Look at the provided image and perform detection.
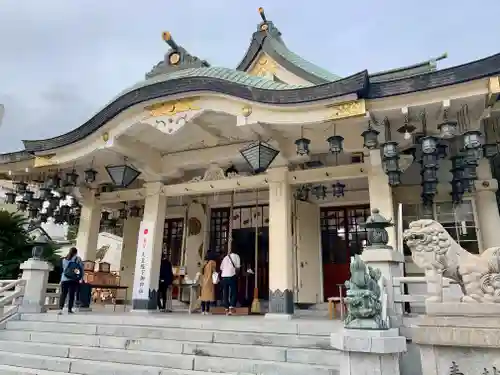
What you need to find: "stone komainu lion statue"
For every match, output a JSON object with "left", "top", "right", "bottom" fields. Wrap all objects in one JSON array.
[{"left": 403, "top": 219, "right": 500, "bottom": 303}]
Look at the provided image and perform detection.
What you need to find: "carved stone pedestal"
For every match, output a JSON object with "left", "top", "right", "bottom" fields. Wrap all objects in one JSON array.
[
  {"left": 19, "top": 259, "right": 53, "bottom": 313},
  {"left": 413, "top": 302, "right": 500, "bottom": 374},
  {"left": 331, "top": 328, "right": 406, "bottom": 375}
]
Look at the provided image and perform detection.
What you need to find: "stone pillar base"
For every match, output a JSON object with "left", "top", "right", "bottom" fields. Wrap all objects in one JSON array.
[
  {"left": 413, "top": 303, "right": 500, "bottom": 375},
  {"left": 20, "top": 259, "right": 53, "bottom": 314},
  {"left": 268, "top": 289, "right": 294, "bottom": 316},
  {"left": 331, "top": 328, "right": 406, "bottom": 375}
]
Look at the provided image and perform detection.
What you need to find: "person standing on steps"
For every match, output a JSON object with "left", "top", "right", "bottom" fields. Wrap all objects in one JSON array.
[
  {"left": 220, "top": 248, "right": 241, "bottom": 315},
  {"left": 200, "top": 251, "right": 218, "bottom": 315},
  {"left": 58, "top": 247, "right": 83, "bottom": 315},
  {"left": 157, "top": 254, "right": 174, "bottom": 312}
]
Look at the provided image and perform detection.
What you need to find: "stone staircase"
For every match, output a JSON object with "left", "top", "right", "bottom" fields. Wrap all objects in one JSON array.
[{"left": 0, "top": 312, "right": 341, "bottom": 375}]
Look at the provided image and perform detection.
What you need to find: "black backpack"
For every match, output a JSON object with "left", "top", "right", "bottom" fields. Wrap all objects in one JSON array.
[{"left": 64, "top": 260, "right": 83, "bottom": 281}]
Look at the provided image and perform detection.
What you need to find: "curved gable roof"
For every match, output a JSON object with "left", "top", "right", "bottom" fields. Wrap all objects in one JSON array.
[
  {"left": 236, "top": 8, "right": 340, "bottom": 84},
  {"left": 237, "top": 8, "right": 448, "bottom": 86}
]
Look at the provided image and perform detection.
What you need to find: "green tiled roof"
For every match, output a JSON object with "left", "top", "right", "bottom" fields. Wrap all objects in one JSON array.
[
  {"left": 119, "top": 66, "right": 305, "bottom": 99},
  {"left": 267, "top": 38, "right": 341, "bottom": 82}
]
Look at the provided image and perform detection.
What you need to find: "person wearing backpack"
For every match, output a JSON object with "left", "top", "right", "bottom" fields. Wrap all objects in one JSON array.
[
  {"left": 220, "top": 249, "right": 240, "bottom": 315},
  {"left": 58, "top": 247, "right": 84, "bottom": 314}
]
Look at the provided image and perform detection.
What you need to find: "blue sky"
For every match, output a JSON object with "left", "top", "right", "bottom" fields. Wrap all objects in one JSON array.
[{"left": 0, "top": 0, "right": 498, "bottom": 153}]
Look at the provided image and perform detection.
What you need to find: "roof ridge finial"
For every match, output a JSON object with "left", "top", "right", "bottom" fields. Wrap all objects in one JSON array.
[
  {"left": 162, "top": 31, "right": 179, "bottom": 51},
  {"left": 258, "top": 7, "right": 267, "bottom": 22}
]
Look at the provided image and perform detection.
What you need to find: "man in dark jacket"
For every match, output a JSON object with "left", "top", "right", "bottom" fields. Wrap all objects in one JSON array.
[{"left": 157, "top": 255, "right": 174, "bottom": 312}]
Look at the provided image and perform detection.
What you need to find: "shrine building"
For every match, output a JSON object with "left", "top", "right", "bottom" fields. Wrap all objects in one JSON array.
[{"left": 1, "top": 8, "right": 500, "bottom": 316}]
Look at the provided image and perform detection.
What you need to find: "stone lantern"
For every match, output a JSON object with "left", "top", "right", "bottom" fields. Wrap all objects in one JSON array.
[{"left": 362, "top": 208, "right": 394, "bottom": 249}]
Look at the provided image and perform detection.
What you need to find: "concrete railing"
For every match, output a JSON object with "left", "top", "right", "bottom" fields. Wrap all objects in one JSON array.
[
  {"left": 0, "top": 279, "right": 25, "bottom": 322},
  {"left": 45, "top": 283, "right": 60, "bottom": 310},
  {"left": 392, "top": 275, "right": 462, "bottom": 315}
]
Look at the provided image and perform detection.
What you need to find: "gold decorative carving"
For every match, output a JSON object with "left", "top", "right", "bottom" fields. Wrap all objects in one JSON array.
[
  {"left": 488, "top": 76, "right": 500, "bottom": 94},
  {"left": 33, "top": 155, "right": 55, "bottom": 168},
  {"left": 248, "top": 55, "right": 277, "bottom": 77},
  {"left": 327, "top": 99, "right": 366, "bottom": 120},
  {"left": 146, "top": 98, "right": 200, "bottom": 118},
  {"left": 169, "top": 53, "right": 180, "bottom": 65},
  {"left": 487, "top": 76, "right": 500, "bottom": 106},
  {"left": 102, "top": 132, "right": 109, "bottom": 142},
  {"left": 241, "top": 106, "right": 252, "bottom": 117}
]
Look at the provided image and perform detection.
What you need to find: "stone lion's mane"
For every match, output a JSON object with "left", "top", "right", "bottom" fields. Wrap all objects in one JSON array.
[{"left": 403, "top": 219, "right": 500, "bottom": 303}]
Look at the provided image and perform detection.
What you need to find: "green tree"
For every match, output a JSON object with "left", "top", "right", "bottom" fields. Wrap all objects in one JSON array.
[{"left": 0, "top": 211, "right": 60, "bottom": 280}]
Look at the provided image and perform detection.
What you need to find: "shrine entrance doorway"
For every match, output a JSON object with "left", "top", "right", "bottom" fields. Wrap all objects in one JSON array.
[
  {"left": 321, "top": 205, "right": 370, "bottom": 300},
  {"left": 209, "top": 205, "right": 270, "bottom": 307}
]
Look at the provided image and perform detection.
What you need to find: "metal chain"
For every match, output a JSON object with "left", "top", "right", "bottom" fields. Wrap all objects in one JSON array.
[{"left": 227, "top": 190, "right": 235, "bottom": 254}]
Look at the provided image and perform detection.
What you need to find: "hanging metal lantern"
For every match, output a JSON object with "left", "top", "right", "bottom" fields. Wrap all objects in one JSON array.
[
  {"left": 421, "top": 167, "right": 438, "bottom": 184},
  {"left": 14, "top": 181, "right": 27, "bottom": 194},
  {"left": 59, "top": 205, "right": 71, "bottom": 217},
  {"left": 105, "top": 165, "right": 141, "bottom": 188},
  {"left": 483, "top": 143, "right": 499, "bottom": 159},
  {"left": 48, "top": 196, "right": 60, "bottom": 210},
  {"left": 463, "top": 148, "right": 480, "bottom": 166},
  {"left": 382, "top": 141, "right": 399, "bottom": 159},
  {"left": 361, "top": 127, "right": 379, "bottom": 150},
  {"left": 84, "top": 168, "right": 98, "bottom": 183},
  {"left": 4, "top": 191, "right": 16, "bottom": 204},
  {"left": 421, "top": 192, "right": 434, "bottom": 207},
  {"left": 129, "top": 205, "right": 141, "bottom": 218},
  {"left": 47, "top": 175, "right": 60, "bottom": 189},
  {"left": 463, "top": 130, "right": 482, "bottom": 150},
  {"left": 24, "top": 190, "right": 34, "bottom": 202},
  {"left": 327, "top": 135, "right": 344, "bottom": 154},
  {"left": 39, "top": 187, "right": 52, "bottom": 200},
  {"left": 437, "top": 143, "right": 448, "bottom": 159},
  {"left": 64, "top": 170, "right": 79, "bottom": 186},
  {"left": 28, "top": 207, "right": 39, "bottom": 219},
  {"left": 240, "top": 141, "right": 280, "bottom": 174},
  {"left": 101, "top": 211, "right": 111, "bottom": 223},
  {"left": 29, "top": 198, "right": 43, "bottom": 210},
  {"left": 311, "top": 185, "right": 327, "bottom": 200},
  {"left": 294, "top": 138, "right": 311, "bottom": 156},
  {"left": 53, "top": 212, "right": 65, "bottom": 224},
  {"left": 39, "top": 213, "right": 48, "bottom": 223},
  {"left": 45, "top": 207, "right": 54, "bottom": 218},
  {"left": 421, "top": 153, "right": 439, "bottom": 169},
  {"left": 118, "top": 207, "right": 128, "bottom": 220},
  {"left": 383, "top": 160, "right": 402, "bottom": 186},
  {"left": 450, "top": 155, "right": 465, "bottom": 170},
  {"left": 450, "top": 178, "right": 465, "bottom": 205},
  {"left": 420, "top": 136, "right": 439, "bottom": 154},
  {"left": 17, "top": 200, "right": 28, "bottom": 212},
  {"left": 437, "top": 120, "right": 458, "bottom": 139},
  {"left": 332, "top": 181, "right": 346, "bottom": 197},
  {"left": 67, "top": 214, "right": 79, "bottom": 226},
  {"left": 387, "top": 170, "right": 402, "bottom": 186}
]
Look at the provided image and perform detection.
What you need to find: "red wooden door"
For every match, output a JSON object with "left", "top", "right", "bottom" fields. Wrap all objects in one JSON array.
[{"left": 321, "top": 206, "right": 370, "bottom": 300}]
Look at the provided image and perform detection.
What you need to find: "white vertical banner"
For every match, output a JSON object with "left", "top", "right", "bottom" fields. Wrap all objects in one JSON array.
[
  {"left": 132, "top": 221, "right": 154, "bottom": 300},
  {"left": 397, "top": 203, "right": 405, "bottom": 275}
]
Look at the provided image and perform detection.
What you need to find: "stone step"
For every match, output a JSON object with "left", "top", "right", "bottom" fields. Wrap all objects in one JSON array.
[
  {"left": 0, "top": 343, "right": 339, "bottom": 375},
  {"left": 18, "top": 312, "right": 333, "bottom": 336},
  {"left": 0, "top": 332, "right": 339, "bottom": 366},
  {"left": 5, "top": 320, "right": 333, "bottom": 350},
  {"left": 0, "top": 365, "right": 81, "bottom": 375},
  {"left": 0, "top": 364, "right": 250, "bottom": 375}
]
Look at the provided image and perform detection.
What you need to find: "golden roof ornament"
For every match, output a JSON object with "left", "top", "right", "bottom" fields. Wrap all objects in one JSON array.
[{"left": 145, "top": 31, "right": 210, "bottom": 79}]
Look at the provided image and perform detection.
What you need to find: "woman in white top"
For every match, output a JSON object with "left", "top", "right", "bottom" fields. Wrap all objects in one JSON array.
[{"left": 220, "top": 250, "right": 241, "bottom": 315}]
